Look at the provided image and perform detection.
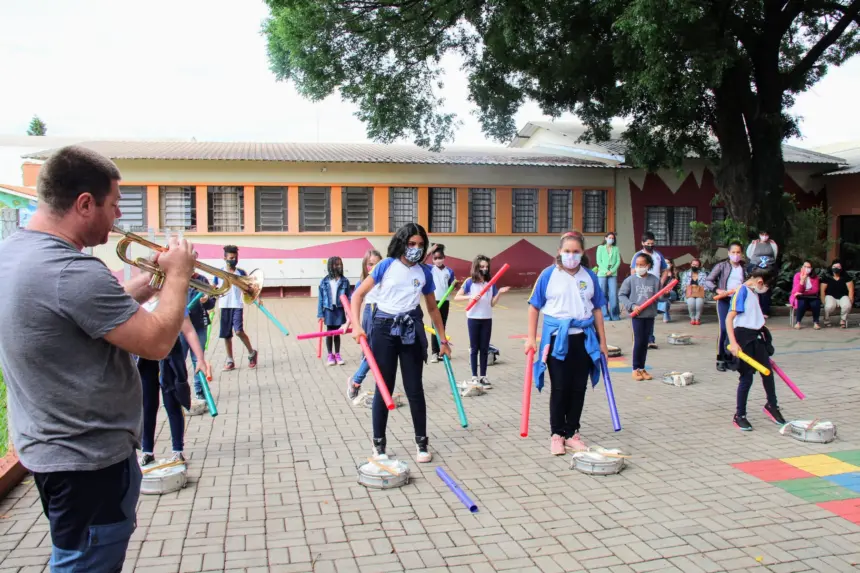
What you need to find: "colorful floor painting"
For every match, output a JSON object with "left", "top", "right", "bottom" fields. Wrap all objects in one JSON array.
[{"left": 732, "top": 450, "right": 860, "bottom": 525}]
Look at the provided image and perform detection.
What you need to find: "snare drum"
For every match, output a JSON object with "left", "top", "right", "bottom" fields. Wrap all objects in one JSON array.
[
  {"left": 357, "top": 458, "right": 410, "bottom": 489},
  {"left": 667, "top": 334, "right": 692, "bottom": 345},
  {"left": 785, "top": 420, "right": 837, "bottom": 443},
  {"left": 662, "top": 371, "right": 695, "bottom": 386},
  {"left": 354, "top": 392, "right": 404, "bottom": 408},
  {"left": 570, "top": 450, "right": 626, "bottom": 476},
  {"left": 141, "top": 462, "right": 188, "bottom": 495},
  {"left": 607, "top": 345, "right": 622, "bottom": 357}
]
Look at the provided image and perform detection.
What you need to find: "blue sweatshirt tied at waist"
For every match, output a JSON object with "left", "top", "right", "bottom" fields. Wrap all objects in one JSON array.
[
  {"left": 375, "top": 307, "right": 429, "bottom": 360},
  {"left": 534, "top": 315, "right": 602, "bottom": 392}
]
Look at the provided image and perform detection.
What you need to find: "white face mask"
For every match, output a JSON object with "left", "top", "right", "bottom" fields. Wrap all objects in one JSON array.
[
  {"left": 606, "top": 238, "right": 614, "bottom": 245},
  {"left": 635, "top": 267, "right": 648, "bottom": 277},
  {"left": 560, "top": 252, "right": 582, "bottom": 269},
  {"left": 754, "top": 285, "right": 768, "bottom": 294},
  {"left": 760, "top": 235, "right": 768, "bottom": 242}
]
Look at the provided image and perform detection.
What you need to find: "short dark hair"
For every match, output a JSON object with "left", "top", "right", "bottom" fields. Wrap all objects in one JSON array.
[
  {"left": 635, "top": 253, "right": 654, "bottom": 270},
  {"left": 387, "top": 223, "right": 429, "bottom": 260},
  {"left": 728, "top": 241, "right": 743, "bottom": 250},
  {"left": 37, "top": 145, "right": 121, "bottom": 213},
  {"left": 831, "top": 258, "right": 842, "bottom": 267},
  {"left": 641, "top": 232, "right": 655, "bottom": 243},
  {"left": 750, "top": 267, "right": 773, "bottom": 281},
  {"left": 432, "top": 244, "right": 446, "bottom": 257},
  {"left": 224, "top": 245, "right": 239, "bottom": 256}
]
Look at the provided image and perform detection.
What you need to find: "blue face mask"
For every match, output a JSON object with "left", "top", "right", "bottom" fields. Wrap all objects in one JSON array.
[{"left": 404, "top": 246, "right": 423, "bottom": 263}]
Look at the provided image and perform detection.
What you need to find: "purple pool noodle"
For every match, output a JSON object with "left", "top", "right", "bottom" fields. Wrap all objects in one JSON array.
[
  {"left": 599, "top": 355, "right": 622, "bottom": 432},
  {"left": 436, "top": 467, "right": 478, "bottom": 513}
]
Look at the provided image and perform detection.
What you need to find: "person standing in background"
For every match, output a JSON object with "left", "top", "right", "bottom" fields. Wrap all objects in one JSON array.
[
  {"left": 746, "top": 231, "right": 778, "bottom": 318},
  {"left": 596, "top": 232, "right": 621, "bottom": 321},
  {"left": 215, "top": 245, "right": 258, "bottom": 371},
  {"left": 630, "top": 232, "right": 668, "bottom": 348},
  {"left": 427, "top": 243, "right": 455, "bottom": 362},
  {"left": 705, "top": 241, "right": 747, "bottom": 371}
]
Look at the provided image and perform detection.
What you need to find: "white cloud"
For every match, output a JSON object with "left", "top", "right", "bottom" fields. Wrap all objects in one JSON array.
[{"left": 0, "top": 0, "right": 856, "bottom": 149}]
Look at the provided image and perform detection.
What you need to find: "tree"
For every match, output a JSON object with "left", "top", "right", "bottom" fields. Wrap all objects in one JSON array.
[
  {"left": 27, "top": 115, "right": 47, "bottom": 136},
  {"left": 263, "top": 0, "right": 860, "bottom": 243}
]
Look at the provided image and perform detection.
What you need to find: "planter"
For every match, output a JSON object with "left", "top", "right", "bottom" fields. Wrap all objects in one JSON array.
[{"left": 0, "top": 449, "right": 28, "bottom": 500}]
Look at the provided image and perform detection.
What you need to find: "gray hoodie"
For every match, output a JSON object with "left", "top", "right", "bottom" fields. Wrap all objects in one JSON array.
[{"left": 619, "top": 273, "right": 662, "bottom": 319}]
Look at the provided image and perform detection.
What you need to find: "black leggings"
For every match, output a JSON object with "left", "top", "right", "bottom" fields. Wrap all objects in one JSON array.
[
  {"left": 547, "top": 334, "right": 592, "bottom": 438},
  {"left": 431, "top": 301, "right": 450, "bottom": 355},
  {"left": 467, "top": 318, "right": 492, "bottom": 377},
  {"left": 139, "top": 358, "right": 184, "bottom": 453},
  {"left": 325, "top": 324, "right": 341, "bottom": 354},
  {"left": 370, "top": 320, "right": 426, "bottom": 439},
  {"left": 735, "top": 328, "right": 778, "bottom": 416}
]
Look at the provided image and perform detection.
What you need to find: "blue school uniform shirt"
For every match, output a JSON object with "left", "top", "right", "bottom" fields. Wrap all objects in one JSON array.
[
  {"left": 370, "top": 258, "right": 435, "bottom": 315},
  {"left": 730, "top": 286, "right": 766, "bottom": 331}
]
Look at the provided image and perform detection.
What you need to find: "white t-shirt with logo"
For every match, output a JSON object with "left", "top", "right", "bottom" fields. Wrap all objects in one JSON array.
[
  {"left": 463, "top": 279, "right": 499, "bottom": 320},
  {"left": 370, "top": 258, "right": 435, "bottom": 315},
  {"left": 528, "top": 266, "right": 603, "bottom": 335},
  {"left": 431, "top": 265, "right": 456, "bottom": 301}
]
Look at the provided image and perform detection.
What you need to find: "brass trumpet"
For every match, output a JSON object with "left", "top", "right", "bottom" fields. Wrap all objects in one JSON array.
[{"left": 112, "top": 226, "right": 265, "bottom": 303}]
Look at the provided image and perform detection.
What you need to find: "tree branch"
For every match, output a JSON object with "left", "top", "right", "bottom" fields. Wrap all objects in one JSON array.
[{"left": 782, "top": 0, "right": 860, "bottom": 88}]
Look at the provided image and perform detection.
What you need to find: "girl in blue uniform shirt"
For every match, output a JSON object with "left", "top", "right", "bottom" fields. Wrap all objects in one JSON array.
[
  {"left": 525, "top": 232, "right": 609, "bottom": 456},
  {"left": 346, "top": 249, "right": 382, "bottom": 400},
  {"left": 318, "top": 256, "right": 350, "bottom": 366},
  {"left": 350, "top": 223, "right": 450, "bottom": 463},
  {"left": 454, "top": 255, "right": 509, "bottom": 388}
]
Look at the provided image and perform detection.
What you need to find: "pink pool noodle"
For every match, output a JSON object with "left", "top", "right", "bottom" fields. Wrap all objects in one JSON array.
[
  {"left": 297, "top": 328, "right": 353, "bottom": 340},
  {"left": 464, "top": 264, "right": 510, "bottom": 311},
  {"left": 520, "top": 348, "right": 535, "bottom": 438},
  {"left": 340, "top": 294, "right": 394, "bottom": 410},
  {"left": 769, "top": 359, "right": 806, "bottom": 400}
]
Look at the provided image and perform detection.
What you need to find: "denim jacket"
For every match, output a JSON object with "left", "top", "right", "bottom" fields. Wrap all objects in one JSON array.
[{"left": 317, "top": 276, "right": 351, "bottom": 318}]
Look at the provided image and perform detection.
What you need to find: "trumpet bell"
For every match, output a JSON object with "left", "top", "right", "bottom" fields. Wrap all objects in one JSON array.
[{"left": 241, "top": 269, "right": 265, "bottom": 305}]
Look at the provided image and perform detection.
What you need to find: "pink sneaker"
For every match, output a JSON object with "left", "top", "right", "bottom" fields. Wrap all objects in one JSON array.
[
  {"left": 326, "top": 353, "right": 336, "bottom": 366},
  {"left": 335, "top": 353, "right": 344, "bottom": 365},
  {"left": 550, "top": 434, "right": 565, "bottom": 456},
  {"left": 565, "top": 434, "right": 588, "bottom": 452}
]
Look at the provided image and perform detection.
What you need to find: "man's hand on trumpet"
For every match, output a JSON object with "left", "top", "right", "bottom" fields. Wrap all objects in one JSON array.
[{"left": 157, "top": 235, "right": 196, "bottom": 281}]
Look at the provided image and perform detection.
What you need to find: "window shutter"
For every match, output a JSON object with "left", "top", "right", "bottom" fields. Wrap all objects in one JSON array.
[
  {"left": 582, "top": 190, "right": 607, "bottom": 234},
  {"left": 342, "top": 187, "right": 373, "bottom": 232},
  {"left": 117, "top": 186, "right": 147, "bottom": 232},
  {"left": 512, "top": 188, "right": 538, "bottom": 233},
  {"left": 159, "top": 186, "right": 196, "bottom": 231},
  {"left": 429, "top": 187, "right": 457, "bottom": 233},
  {"left": 389, "top": 187, "right": 418, "bottom": 231},
  {"left": 468, "top": 188, "right": 496, "bottom": 233},
  {"left": 255, "top": 187, "right": 288, "bottom": 232},
  {"left": 208, "top": 186, "right": 244, "bottom": 232},
  {"left": 299, "top": 187, "right": 331, "bottom": 232},
  {"left": 548, "top": 189, "right": 572, "bottom": 233}
]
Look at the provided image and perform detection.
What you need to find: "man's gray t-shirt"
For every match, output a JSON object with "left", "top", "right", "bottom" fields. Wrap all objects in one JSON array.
[{"left": 0, "top": 230, "right": 142, "bottom": 473}]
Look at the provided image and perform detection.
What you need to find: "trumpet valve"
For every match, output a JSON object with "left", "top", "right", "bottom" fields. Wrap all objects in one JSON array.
[{"left": 149, "top": 274, "right": 165, "bottom": 290}]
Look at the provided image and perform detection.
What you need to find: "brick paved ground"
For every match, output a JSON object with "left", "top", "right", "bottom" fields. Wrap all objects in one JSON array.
[{"left": 2, "top": 294, "right": 860, "bottom": 573}]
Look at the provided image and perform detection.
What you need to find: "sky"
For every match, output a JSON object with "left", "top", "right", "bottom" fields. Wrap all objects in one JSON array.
[{"left": 1, "top": 0, "right": 859, "bottom": 150}]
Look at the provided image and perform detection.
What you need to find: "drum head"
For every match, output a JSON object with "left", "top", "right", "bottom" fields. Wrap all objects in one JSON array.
[{"left": 357, "top": 459, "right": 410, "bottom": 489}]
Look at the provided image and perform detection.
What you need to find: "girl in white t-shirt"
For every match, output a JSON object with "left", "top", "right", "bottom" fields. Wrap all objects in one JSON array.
[
  {"left": 454, "top": 255, "right": 509, "bottom": 388},
  {"left": 349, "top": 223, "right": 450, "bottom": 463},
  {"left": 346, "top": 249, "right": 382, "bottom": 401},
  {"left": 525, "top": 232, "right": 609, "bottom": 456}
]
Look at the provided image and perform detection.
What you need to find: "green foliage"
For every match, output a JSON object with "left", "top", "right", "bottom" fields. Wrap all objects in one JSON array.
[
  {"left": 782, "top": 204, "right": 835, "bottom": 268},
  {"left": 689, "top": 218, "right": 750, "bottom": 266},
  {"left": 0, "top": 368, "right": 7, "bottom": 458},
  {"left": 27, "top": 115, "right": 46, "bottom": 136}
]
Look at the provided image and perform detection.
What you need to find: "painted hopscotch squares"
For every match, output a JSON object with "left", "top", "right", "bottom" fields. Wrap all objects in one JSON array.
[{"left": 732, "top": 450, "right": 860, "bottom": 525}]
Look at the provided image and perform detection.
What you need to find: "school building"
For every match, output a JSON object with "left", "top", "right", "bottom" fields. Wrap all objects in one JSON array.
[{"left": 5, "top": 122, "right": 859, "bottom": 293}]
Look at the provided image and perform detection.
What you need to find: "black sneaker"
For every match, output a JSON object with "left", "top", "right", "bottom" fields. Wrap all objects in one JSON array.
[
  {"left": 195, "top": 391, "right": 205, "bottom": 401},
  {"left": 716, "top": 360, "right": 727, "bottom": 372},
  {"left": 478, "top": 376, "right": 493, "bottom": 389},
  {"left": 139, "top": 453, "right": 155, "bottom": 467},
  {"left": 763, "top": 403, "right": 786, "bottom": 425},
  {"left": 347, "top": 377, "right": 361, "bottom": 401},
  {"left": 648, "top": 342, "right": 659, "bottom": 350},
  {"left": 733, "top": 414, "right": 753, "bottom": 431},
  {"left": 372, "top": 437, "right": 387, "bottom": 459}
]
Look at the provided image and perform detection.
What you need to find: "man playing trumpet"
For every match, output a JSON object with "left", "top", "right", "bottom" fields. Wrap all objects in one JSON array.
[{"left": 0, "top": 145, "right": 196, "bottom": 572}]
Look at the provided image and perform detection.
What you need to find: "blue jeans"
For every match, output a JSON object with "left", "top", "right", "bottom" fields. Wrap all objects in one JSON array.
[
  {"left": 180, "top": 324, "right": 207, "bottom": 394},
  {"left": 34, "top": 453, "right": 141, "bottom": 573},
  {"left": 598, "top": 275, "right": 620, "bottom": 320},
  {"left": 352, "top": 358, "right": 371, "bottom": 384}
]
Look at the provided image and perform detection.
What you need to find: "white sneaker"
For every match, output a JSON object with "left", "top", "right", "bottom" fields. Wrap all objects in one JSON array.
[{"left": 430, "top": 354, "right": 439, "bottom": 363}]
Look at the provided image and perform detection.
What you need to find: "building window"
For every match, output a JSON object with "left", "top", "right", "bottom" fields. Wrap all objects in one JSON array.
[
  {"left": 548, "top": 189, "right": 572, "bottom": 233},
  {"left": 645, "top": 206, "right": 697, "bottom": 246},
  {"left": 429, "top": 187, "right": 457, "bottom": 233},
  {"left": 299, "top": 186, "right": 331, "bottom": 232},
  {"left": 255, "top": 186, "right": 288, "bottom": 232},
  {"left": 583, "top": 190, "right": 607, "bottom": 234},
  {"left": 342, "top": 187, "right": 373, "bottom": 232},
  {"left": 389, "top": 187, "right": 417, "bottom": 231},
  {"left": 512, "top": 188, "right": 538, "bottom": 233},
  {"left": 159, "top": 186, "right": 196, "bottom": 231},
  {"left": 117, "top": 186, "right": 147, "bottom": 232},
  {"left": 712, "top": 206, "right": 727, "bottom": 223},
  {"left": 208, "top": 186, "right": 244, "bottom": 232},
  {"left": 468, "top": 188, "right": 496, "bottom": 233}
]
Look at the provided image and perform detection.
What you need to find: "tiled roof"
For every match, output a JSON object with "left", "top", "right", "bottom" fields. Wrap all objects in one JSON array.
[
  {"left": 513, "top": 121, "right": 847, "bottom": 165},
  {"left": 22, "top": 141, "right": 611, "bottom": 168},
  {"left": 0, "top": 184, "right": 36, "bottom": 197},
  {"left": 813, "top": 142, "right": 860, "bottom": 176}
]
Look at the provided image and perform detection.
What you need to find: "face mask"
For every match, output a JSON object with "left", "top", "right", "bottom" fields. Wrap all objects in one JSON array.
[
  {"left": 691, "top": 265, "right": 700, "bottom": 271},
  {"left": 643, "top": 245, "right": 654, "bottom": 253},
  {"left": 606, "top": 238, "right": 614, "bottom": 245},
  {"left": 754, "top": 285, "right": 768, "bottom": 294},
  {"left": 833, "top": 267, "right": 841, "bottom": 274},
  {"left": 480, "top": 269, "right": 490, "bottom": 278},
  {"left": 760, "top": 235, "right": 768, "bottom": 242},
  {"left": 434, "top": 259, "right": 445, "bottom": 267},
  {"left": 803, "top": 267, "right": 812, "bottom": 274},
  {"left": 729, "top": 254, "right": 741, "bottom": 263},
  {"left": 560, "top": 253, "right": 582, "bottom": 269},
  {"left": 333, "top": 266, "right": 342, "bottom": 275},
  {"left": 404, "top": 246, "right": 423, "bottom": 263},
  {"left": 226, "top": 259, "right": 237, "bottom": 268},
  {"left": 635, "top": 267, "right": 648, "bottom": 277}
]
